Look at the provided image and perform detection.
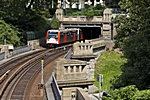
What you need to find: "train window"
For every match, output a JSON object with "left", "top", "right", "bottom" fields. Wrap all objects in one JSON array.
[
  {"left": 67, "top": 32, "right": 70, "bottom": 36},
  {"left": 48, "top": 32, "right": 57, "bottom": 34},
  {"left": 61, "top": 32, "right": 63, "bottom": 36},
  {"left": 48, "top": 34, "right": 58, "bottom": 39}
]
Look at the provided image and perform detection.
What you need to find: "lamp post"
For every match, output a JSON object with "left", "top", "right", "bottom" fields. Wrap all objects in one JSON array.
[
  {"left": 97, "top": 74, "right": 103, "bottom": 100},
  {"left": 4, "top": 35, "right": 7, "bottom": 45},
  {"left": 41, "top": 58, "right": 44, "bottom": 84}
]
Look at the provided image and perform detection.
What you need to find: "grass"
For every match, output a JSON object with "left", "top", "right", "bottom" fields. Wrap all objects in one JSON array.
[{"left": 94, "top": 51, "right": 126, "bottom": 91}]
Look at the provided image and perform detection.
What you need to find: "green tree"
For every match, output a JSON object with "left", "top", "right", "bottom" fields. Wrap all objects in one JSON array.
[
  {"left": 109, "top": 85, "right": 138, "bottom": 100},
  {"left": 0, "top": 0, "right": 56, "bottom": 46},
  {"left": 50, "top": 18, "right": 60, "bottom": 29},
  {"left": 103, "top": 85, "right": 150, "bottom": 100},
  {"left": 112, "top": 0, "right": 150, "bottom": 89},
  {"left": 0, "top": 20, "right": 21, "bottom": 47},
  {"left": 133, "top": 89, "right": 150, "bottom": 99}
]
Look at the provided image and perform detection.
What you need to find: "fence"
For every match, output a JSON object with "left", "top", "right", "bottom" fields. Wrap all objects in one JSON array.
[
  {"left": 26, "top": 31, "right": 45, "bottom": 41},
  {"left": 45, "top": 72, "right": 61, "bottom": 100},
  {"left": 64, "top": 48, "right": 72, "bottom": 59},
  {"left": 51, "top": 72, "right": 61, "bottom": 100},
  {"left": 12, "top": 45, "right": 32, "bottom": 56}
]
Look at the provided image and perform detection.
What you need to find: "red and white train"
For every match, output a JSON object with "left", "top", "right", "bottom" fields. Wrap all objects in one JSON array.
[{"left": 46, "top": 28, "right": 83, "bottom": 46}]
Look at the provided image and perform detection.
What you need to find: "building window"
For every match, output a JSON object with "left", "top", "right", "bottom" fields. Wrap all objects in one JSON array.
[
  {"left": 68, "top": 4, "right": 70, "bottom": 8},
  {"left": 76, "top": 4, "right": 79, "bottom": 8}
]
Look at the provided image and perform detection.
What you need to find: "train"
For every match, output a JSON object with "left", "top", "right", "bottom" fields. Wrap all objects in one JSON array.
[{"left": 46, "top": 28, "right": 83, "bottom": 46}]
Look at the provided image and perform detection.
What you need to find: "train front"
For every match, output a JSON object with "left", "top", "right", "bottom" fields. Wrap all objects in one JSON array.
[{"left": 46, "top": 30, "right": 60, "bottom": 45}]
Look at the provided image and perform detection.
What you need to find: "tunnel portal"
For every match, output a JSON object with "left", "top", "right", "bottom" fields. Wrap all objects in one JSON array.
[{"left": 80, "top": 27, "right": 101, "bottom": 40}]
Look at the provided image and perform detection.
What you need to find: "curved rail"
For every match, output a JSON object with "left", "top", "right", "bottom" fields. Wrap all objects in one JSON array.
[
  {"left": 0, "top": 46, "right": 70, "bottom": 100},
  {"left": 0, "top": 49, "right": 46, "bottom": 77}
]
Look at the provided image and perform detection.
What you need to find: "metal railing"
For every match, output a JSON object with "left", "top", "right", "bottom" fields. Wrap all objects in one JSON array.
[
  {"left": 45, "top": 72, "right": 61, "bottom": 100},
  {"left": 51, "top": 72, "right": 61, "bottom": 100},
  {"left": 0, "top": 52, "right": 5, "bottom": 61},
  {"left": 64, "top": 48, "right": 72, "bottom": 59},
  {"left": 12, "top": 45, "right": 32, "bottom": 56}
]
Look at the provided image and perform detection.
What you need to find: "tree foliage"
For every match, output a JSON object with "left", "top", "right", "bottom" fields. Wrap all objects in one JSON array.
[
  {"left": 50, "top": 18, "right": 60, "bottom": 29},
  {"left": 0, "top": 20, "right": 21, "bottom": 47},
  {"left": 0, "top": 0, "right": 52, "bottom": 26},
  {"left": 109, "top": 85, "right": 137, "bottom": 100},
  {"left": 133, "top": 89, "right": 150, "bottom": 99},
  {"left": 64, "top": 4, "right": 105, "bottom": 16},
  {"left": 0, "top": 0, "right": 52, "bottom": 46},
  {"left": 103, "top": 85, "right": 150, "bottom": 100},
  {"left": 112, "top": 0, "right": 150, "bottom": 90}
]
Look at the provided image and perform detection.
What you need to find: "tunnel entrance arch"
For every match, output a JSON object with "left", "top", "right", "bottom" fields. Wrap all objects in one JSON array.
[
  {"left": 64, "top": 25, "right": 102, "bottom": 40},
  {"left": 56, "top": 8, "right": 113, "bottom": 40}
]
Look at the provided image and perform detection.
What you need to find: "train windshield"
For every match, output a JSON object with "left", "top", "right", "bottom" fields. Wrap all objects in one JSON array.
[{"left": 48, "top": 32, "right": 58, "bottom": 39}]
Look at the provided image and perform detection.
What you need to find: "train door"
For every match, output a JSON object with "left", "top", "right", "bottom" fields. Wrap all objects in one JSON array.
[
  {"left": 64, "top": 32, "right": 67, "bottom": 43},
  {"left": 60, "top": 32, "right": 64, "bottom": 44},
  {"left": 80, "top": 30, "right": 83, "bottom": 40},
  {"left": 77, "top": 29, "right": 80, "bottom": 40},
  {"left": 73, "top": 30, "right": 77, "bottom": 41}
]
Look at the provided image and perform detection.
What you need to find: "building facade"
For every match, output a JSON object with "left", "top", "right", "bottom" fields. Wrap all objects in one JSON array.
[{"left": 57, "top": 0, "right": 105, "bottom": 9}]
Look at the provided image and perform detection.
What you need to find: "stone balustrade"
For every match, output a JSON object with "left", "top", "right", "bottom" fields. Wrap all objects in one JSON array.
[{"left": 61, "top": 16, "right": 103, "bottom": 22}]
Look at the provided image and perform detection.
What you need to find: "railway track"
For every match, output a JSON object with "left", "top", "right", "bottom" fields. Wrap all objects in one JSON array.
[
  {"left": 0, "top": 49, "right": 46, "bottom": 78},
  {"left": 0, "top": 46, "right": 70, "bottom": 100}
]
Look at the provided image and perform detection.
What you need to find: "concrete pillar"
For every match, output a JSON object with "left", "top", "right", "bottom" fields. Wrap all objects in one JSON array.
[
  {"left": 102, "top": 8, "right": 112, "bottom": 40},
  {"left": 81, "top": 46, "right": 83, "bottom": 50},
  {"left": 68, "top": 66, "right": 70, "bottom": 73},
  {"left": 79, "top": 65, "right": 82, "bottom": 72},
  {"left": 73, "top": 66, "right": 76, "bottom": 73},
  {"left": 55, "top": 9, "right": 63, "bottom": 21},
  {"left": 88, "top": 45, "right": 90, "bottom": 50}
]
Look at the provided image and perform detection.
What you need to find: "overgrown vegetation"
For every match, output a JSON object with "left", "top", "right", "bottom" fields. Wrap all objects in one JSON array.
[
  {"left": 64, "top": 4, "right": 105, "bottom": 16},
  {"left": 96, "top": 0, "right": 150, "bottom": 99},
  {"left": 95, "top": 51, "right": 150, "bottom": 99},
  {"left": 50, "top": 18, "right": 61, "bottom": 29},
  {"left": 94, "top": 51, "right": 126, "bottom": 91},
  {"left": 0, "top": 20, "right": 21, "bottom": 47},
  {"left": 103, "top": 85, "right": 150, "bottom": 100}
]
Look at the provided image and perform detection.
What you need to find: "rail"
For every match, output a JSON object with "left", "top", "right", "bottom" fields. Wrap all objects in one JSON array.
[
  {"left": 0, "top": 45, "right": 70, "bottom": 99},
  {"left": 0, "top": 49, "right": 50, "bottom": 98},
  {"left": 64, "top": 48, "right": 72, "bottom": 59},
  {"left": 76, "top": 88, "right": 91, "bottom": 100},
  {"left": 51, "top": 72, "right": 61, "bottom": 100},
  {"left": 91, "top": 37, "right": 104, "bottom": 42},
  {"left": 45, "top": 72, "right": 61, "bottom": 100}
]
